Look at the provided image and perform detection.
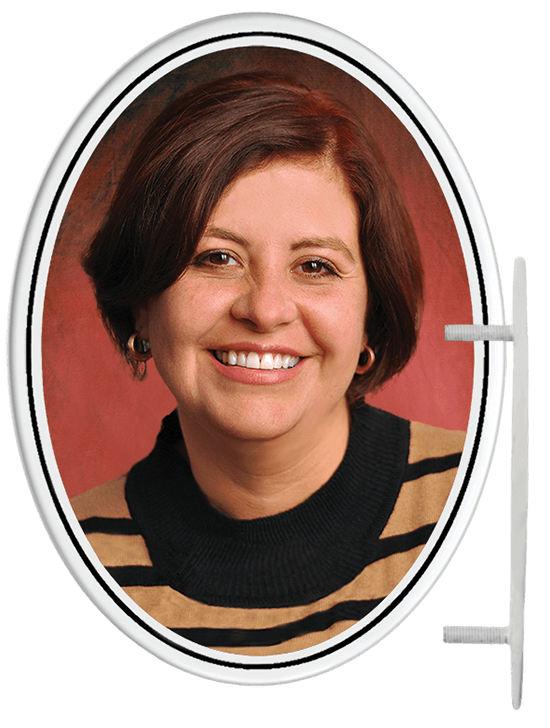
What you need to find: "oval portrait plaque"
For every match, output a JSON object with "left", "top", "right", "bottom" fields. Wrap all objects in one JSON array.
[{"left": 9, "top": 13, "right": 505, "bottom": 684}]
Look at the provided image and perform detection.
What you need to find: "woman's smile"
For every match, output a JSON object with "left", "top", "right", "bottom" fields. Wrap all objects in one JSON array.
[
  {"left": 208, "top": 347, "right": 307, "bottom": 386},
  {"left": 212, "top": 349, "right": 301, "bottom": 370},
  {"left": 137, "top": 157, "right": 368, "bottom": 442}
]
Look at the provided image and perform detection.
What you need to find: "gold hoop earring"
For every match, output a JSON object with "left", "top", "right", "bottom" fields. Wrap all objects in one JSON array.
[
  {"left": 127, "top": 333, "right": 152, "bottom": 362},
  {"left": 356, "top": 344, "right": 375, "bottom": 375}
]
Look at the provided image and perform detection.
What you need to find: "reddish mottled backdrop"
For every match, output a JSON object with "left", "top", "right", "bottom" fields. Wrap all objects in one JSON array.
[{"left": 41, "top": 47, "right": 474, "bottom": 498}]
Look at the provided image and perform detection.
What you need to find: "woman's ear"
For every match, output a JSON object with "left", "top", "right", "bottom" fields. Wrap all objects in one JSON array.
[
  {"left": 127, "top": 308, "right": 152, "bottom": 363},
  {"left": 134, "top": 307, "right": 149, "bottom": 340}
]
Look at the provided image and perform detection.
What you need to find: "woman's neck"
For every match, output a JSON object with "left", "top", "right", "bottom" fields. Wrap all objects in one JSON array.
[{"left": 177, "top": 402, "right": 351, "bottom": 520}]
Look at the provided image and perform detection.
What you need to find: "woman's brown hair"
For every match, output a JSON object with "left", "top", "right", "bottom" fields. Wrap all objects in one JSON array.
[{"left": 82, "top": 72, "right": 423, "bottom": 402}]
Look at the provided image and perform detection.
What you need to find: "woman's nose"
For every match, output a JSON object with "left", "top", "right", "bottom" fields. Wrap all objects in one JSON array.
[{"left": 230, "top": 274, "right": 298, "bottom": 332}]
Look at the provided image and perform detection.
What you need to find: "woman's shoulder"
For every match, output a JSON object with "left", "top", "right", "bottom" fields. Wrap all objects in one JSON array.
[
  {"left": 359, "top": 403, "right": 466, "bottom": 462},
  {"left": 408, "top": 420, "right": 466, "bottom": 464},
  {"left": 70, "top": 474, "right": 130, "bottom": 521},
  {"left": 379, "top": 420, "right": 466, "bottom": 541},
  {"left": 70, "top": 476, "right": 152, "bottom": 570}
]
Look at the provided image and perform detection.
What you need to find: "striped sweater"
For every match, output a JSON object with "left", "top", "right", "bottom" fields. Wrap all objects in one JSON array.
[{"left": 71, "top": 404, "right": 465, "bottom": 656}]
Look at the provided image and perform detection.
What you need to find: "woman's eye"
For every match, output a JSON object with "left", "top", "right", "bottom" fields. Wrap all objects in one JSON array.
[
  {"left": 297, "top": 259, "right": 339, "bottom": 278},
  {"left": 195, "top": 251, "right": 239, "bottom": 267}
]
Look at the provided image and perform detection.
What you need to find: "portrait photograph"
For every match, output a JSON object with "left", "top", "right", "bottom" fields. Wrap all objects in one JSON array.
[
  {"left": 41, "top": 41, "right": 473, "bottom": 657},
  {"left": 3, "top": 2, "right": 546, "bottom": 726}
]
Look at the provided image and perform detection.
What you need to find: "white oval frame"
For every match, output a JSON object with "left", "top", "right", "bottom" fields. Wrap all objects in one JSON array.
[{"left": 9, "top": 12, "right": 505, "bottom": 685}]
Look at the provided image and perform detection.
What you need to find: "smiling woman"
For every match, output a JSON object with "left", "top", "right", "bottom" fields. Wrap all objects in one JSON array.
[
  {"left": 62, "top": 69, "right": 469, "bottom": 656},
  {"left": 134, "top": 158, "right": 367, "bottom": 518}
]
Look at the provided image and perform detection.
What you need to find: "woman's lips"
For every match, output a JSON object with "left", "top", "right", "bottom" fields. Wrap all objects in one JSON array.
[
  {"left": 213, "top": 349, "right": 300, "bottom": 370},
  {"left": 209, "top": 349, "right": 305, "bottom": 384}
]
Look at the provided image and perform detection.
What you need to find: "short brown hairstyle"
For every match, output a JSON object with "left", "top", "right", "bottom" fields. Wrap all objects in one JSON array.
[{"left": 82, "top": 72, "right": 423, "bottom": 402}]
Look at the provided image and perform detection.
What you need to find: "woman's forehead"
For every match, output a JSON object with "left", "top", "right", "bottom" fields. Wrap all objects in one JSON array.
[{"left": 204, "top": 158, "right": 360, "bottom": 250}]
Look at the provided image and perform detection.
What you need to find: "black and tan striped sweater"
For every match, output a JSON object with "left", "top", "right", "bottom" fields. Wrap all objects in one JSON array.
[{"left": 71, "top": 404, "right": 465, "bottom": 656}]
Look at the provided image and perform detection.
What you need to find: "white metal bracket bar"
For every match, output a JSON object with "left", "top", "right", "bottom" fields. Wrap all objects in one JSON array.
[{"left": 443, "top": 258, "right": 528, "bottom": 710}]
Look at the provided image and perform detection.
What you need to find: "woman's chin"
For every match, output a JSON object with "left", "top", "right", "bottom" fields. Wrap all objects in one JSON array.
[
  {"left": 175, "top": 378, "right": 352, "bottom": 446},
  {"left": 196, "top": 392, "right": 349, "bottom": 446}
]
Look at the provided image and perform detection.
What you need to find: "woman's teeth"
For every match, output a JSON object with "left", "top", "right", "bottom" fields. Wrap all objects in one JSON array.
[{"left": 214, "top": 350, "right": 300, "bottom": 370}]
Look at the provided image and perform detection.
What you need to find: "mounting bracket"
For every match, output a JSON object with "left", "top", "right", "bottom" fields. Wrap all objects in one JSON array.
[{"left": 443, "top": 258, "right": 528, "bottom": 710}]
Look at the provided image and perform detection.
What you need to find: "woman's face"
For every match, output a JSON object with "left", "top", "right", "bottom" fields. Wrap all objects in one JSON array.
[{"left": 138, "top": 158, "right": 368, "bottom": 444}]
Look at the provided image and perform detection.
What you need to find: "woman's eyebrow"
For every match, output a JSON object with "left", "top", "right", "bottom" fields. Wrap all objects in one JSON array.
[
  {"left": 291, "top": 238, "right": 356, "bottom": 263},
  {"left": 203, "top": 226, "right": 248, "bottom": 246},
  {"left": 204, "top": 226, "right": 356, "bottom": 263}
]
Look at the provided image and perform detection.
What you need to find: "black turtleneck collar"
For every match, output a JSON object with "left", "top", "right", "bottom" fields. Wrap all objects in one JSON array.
[{"left": 125, "top": 404, "right": 410, "bottom": 609}]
